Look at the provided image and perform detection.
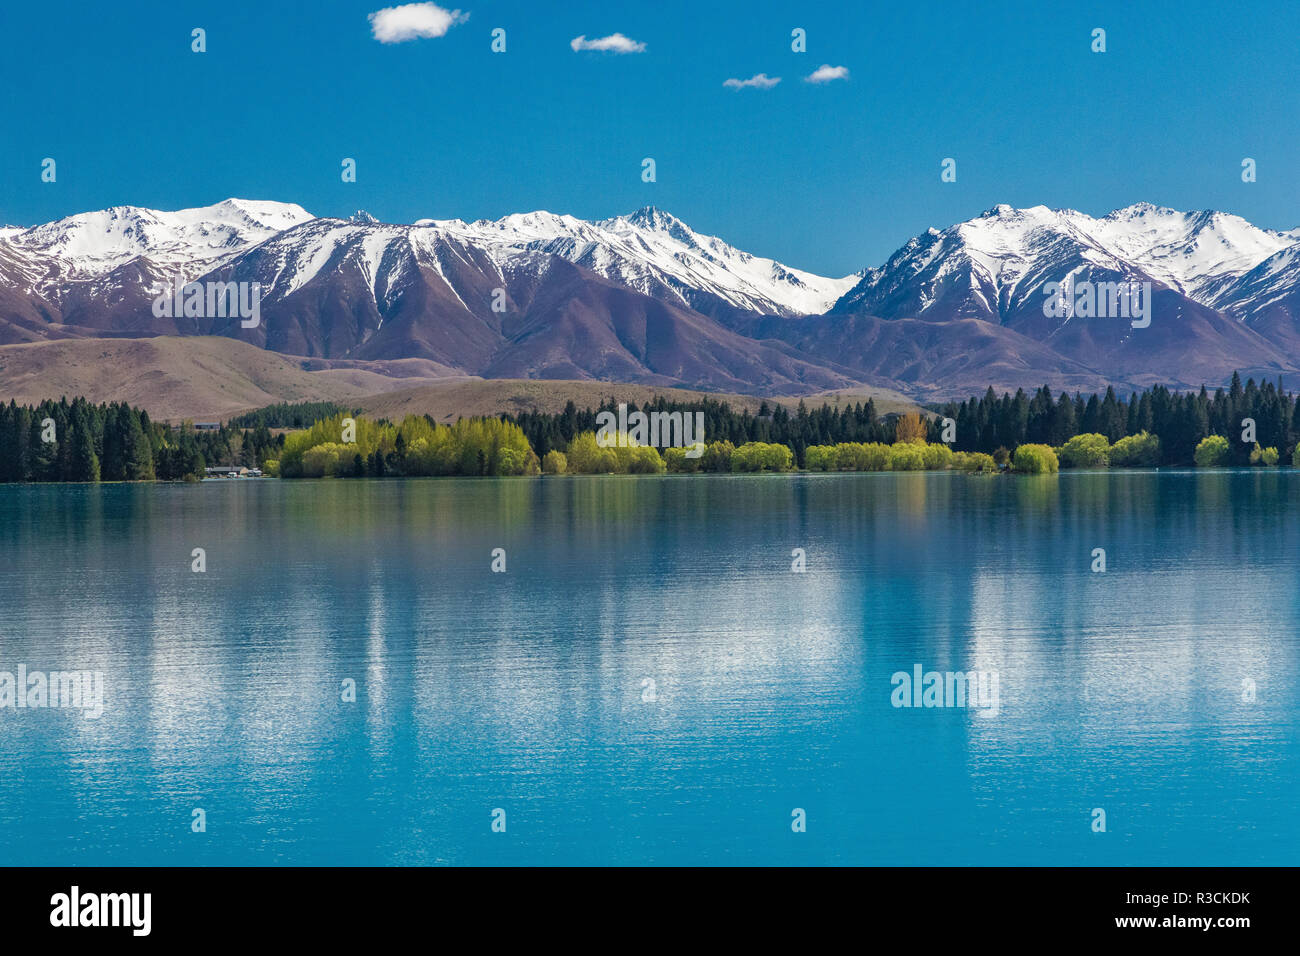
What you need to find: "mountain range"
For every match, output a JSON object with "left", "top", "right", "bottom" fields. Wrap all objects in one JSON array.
[{"left": 4, "top": 198, "right": 1300, "bottom": 401}]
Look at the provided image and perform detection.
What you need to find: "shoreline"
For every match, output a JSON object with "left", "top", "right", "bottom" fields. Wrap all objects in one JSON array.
[{"left": 1, "top": 466, "right": 1293, "bottom": 488}]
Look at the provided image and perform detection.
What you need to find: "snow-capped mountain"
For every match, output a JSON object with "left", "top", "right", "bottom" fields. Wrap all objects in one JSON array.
[
  {"left": 14, "top": 206, "right": 849, "bottom": 392},
  {"left": 174, "top": 213, "right": 853, "bottom": 392},
  {"left": 1, "top": 199, "right": 313, "bottom": 293},
  {"left": 5, "top": 197, "right": 1300, "bottom": 398},
  {"left": 424, "top": 206, "right": 857, "bottom": 317},
  {"left": 0, "top": 198, "right": 850, "bottom": 322},
  {"left": 833, "top": 202, "right": 1300, "bottom": 324},
  {"left": 823, "top": 202, "right": 1300, "bottom": 390},
  {"left": 1216, "top": 245, "right": 1300, "bottom": 319},
  {"left": 1080, "top": 203, "right": 1296, "bottom": 299}
]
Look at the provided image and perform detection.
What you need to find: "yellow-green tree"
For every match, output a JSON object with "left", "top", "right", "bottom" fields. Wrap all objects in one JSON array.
[
  {"left": 888, "top": 442, "right": 926, "bottom": 471},
  {"left": 1194, "top": 435, "right": 1230, "bottom": 467},
  {"left": 1012, "top": 444, "right": 1059, "bottom": 473}
]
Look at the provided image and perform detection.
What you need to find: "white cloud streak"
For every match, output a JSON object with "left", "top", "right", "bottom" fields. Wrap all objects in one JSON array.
[
  {"left": 805, "top": 64, "right": 849, "bottom": 84},
  {"left": 369, "top": 3, "right": 468, "bottom": 44},
  {"left": 723, "top": 73, "right": 781, "bottom": 90},
  {"left": 570, "top": 33, "right": 646, "bottom": 54}
]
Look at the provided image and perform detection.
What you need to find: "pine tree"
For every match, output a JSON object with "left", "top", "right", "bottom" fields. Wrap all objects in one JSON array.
[
  {"left": 68, "top": 413, "right": 100, "bottom": 482},
  {"left": 124, "top": 410, "right": 155, "bottom": 480}
]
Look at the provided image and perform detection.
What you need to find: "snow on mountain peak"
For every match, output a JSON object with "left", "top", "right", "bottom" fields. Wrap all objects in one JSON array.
[
  {"left": 23, "top": 197, "right": 1290, "bottom": 328},
  {"left": 0, "top": 199, "right": 857, "bottom": 318},
  {"left": 210, "top": 198, "right": 314, "bottom": 229},
  {"left": 623, "top": 205, "right": 685, "bottom": 230},
  {"left": 3, "top": 199, "right": 316, "bottom": 284},
  {"left": 1076, "top": 204, "right": 1296, "bottom": 295},
  {"left": 839, "top": 202, "right": 1300, "bottom": 319},
  {"left": 1107, "top": 201, "right": 1175, "bottom": 219},
  {"left": 403, "top": 206, "right": 854, "bottom": 316}
]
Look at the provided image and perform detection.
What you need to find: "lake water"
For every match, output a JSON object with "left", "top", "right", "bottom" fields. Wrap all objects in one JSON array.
[{"left": 1, "top": 472, "right": 1296, "bottom": 865}]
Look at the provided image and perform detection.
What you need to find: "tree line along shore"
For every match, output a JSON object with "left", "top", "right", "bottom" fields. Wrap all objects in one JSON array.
[{"left": 0, "top": 372, "right": 1297, "bottom": 483}]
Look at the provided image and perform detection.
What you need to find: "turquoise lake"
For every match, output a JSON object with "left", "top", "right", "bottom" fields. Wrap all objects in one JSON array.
[{"left": 1, "top": 472, "right": 1296, "bottom": 865}]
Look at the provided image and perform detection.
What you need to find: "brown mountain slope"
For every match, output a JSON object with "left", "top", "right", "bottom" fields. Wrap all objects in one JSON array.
[
  {"left": 0, "top": 336, "right": 457, "bottom": 421},
  {"left": 0, "top": 335, "right": 924, "bottom": 424},
  {"left": 355, "top": 378, "right": 920, "bottom": 423}
]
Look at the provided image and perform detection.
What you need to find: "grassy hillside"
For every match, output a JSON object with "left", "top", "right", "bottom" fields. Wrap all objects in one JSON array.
[{"left": 0, "top": 335, "right": 922, "bottom": 423}]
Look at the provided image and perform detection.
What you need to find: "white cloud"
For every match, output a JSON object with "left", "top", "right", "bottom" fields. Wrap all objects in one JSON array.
[
  {"left": 723, "top": 73, "right": 781, "bottom": 90},
  {"left": 570, "top": 33, "right": 646, "bottom": 54},
  {"left": 369, "top": 3, "right": 468, "bottom": 44},
  {"left": 805, "top": 64, "right": 849, "bottom": 84}
]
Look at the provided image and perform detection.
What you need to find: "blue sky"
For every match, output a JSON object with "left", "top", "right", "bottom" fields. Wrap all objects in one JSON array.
[{"left": 2, "top": 0, "right": 1298, "bottom": 275}]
